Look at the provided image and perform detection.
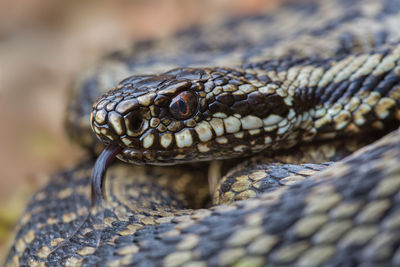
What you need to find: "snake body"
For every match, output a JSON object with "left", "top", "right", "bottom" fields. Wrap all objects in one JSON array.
[{"left": 6, "top": 0, "right": 400, "bottom": 266}]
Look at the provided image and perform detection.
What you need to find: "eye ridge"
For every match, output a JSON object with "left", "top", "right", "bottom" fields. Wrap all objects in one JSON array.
[{"left": 169, "top": 91, "right": 198, "bottom": 120}]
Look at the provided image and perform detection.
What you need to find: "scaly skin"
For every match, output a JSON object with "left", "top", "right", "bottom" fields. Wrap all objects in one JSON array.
[
  {"left": 5, "top": 131, "right": 400, "bottom": 266},
  {"left": 5, "top": 0, "right": 400, "bottom": 266},
  {"left": 91, "top": 44, "right": 400, "bottom": 165}
]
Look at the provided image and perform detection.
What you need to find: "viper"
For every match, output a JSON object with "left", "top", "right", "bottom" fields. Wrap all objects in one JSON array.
[{"left": 5, "top": 0, "right": 400, "bottom": 266}]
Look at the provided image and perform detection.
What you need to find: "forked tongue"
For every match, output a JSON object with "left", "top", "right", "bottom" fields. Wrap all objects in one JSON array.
[
  {"left": 49, "top": 144, "right": 122, "bottom": 259},
  {"left": 91, "top": 144, "right": 123, "bottom": 206},
  {"left": 82, "top": 145, "right": 122, "bottom": 249}
]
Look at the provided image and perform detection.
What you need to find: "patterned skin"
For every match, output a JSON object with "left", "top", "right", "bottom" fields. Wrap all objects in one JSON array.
[{"left": 5, "top": 0, "right": 400, "bottom": 266}]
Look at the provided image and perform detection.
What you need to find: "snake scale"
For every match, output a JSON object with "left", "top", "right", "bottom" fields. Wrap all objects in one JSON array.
[{"left": 5, "top": 0, "right": 400, "bottom": 266}]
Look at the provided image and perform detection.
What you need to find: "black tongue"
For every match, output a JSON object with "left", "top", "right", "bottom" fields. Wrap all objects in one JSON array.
[{"left": 91, "top": 144, "right": 123, "bottom": 205}]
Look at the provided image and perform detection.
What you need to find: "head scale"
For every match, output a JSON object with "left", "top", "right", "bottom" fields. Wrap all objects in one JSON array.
[{"left": 91, "top": 67, "right": 296, "bottom": 165}]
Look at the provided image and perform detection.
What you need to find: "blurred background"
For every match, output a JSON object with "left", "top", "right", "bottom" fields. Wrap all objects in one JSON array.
[{"left": 0, "top": 0, "right": 279, "bottom": 258}]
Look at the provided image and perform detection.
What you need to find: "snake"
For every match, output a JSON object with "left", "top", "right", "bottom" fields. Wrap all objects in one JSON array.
[{"left": 5, "top": 0, "right": 400, "bottom": 266}]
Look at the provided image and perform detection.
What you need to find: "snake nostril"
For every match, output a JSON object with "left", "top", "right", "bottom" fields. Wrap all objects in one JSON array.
[
  {"left": 125, "top": 111, "right": 149, "bottom": 136},
  {"left": 130, "top": 115, "right": 144, "bottom": 131}
]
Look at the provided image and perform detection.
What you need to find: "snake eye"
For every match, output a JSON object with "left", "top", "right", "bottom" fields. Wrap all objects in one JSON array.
[{"left": 169, "top": 91, "right": 198, "bottom": 120}]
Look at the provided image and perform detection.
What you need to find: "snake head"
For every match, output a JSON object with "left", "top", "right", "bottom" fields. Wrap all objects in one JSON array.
[{"left": 91, "top": 67, "right": 295, "bottom": 165}]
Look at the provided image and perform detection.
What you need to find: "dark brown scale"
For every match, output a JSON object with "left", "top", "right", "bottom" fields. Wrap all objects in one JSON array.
[
  {"left": 305, "top": 86, "right": 317, "bottom": 105},
  {"left": 233, "top": 93, "right": 247, "bottom": 101},
  {"left": 247, "top": 91, "right": 270, "bottom": 117},
  {"left": 154, "top": 95, "right": 170, "bottom": 107},
  {"left": 209, "top": 102, "right": 232, "bottom": 116},
  {"left": 215, "top": 94, "right": 235, "bottom": 106},
  {"left": 199, "top": 99, "right": 209, "bottom": 113},
  {"left": 158, "top": 108, "right": 169, "bottom": 121},
  {"left": 264, "top": 94, "right": 289, "bottom": 117},
  {"left": 127, "top": 135, "right": 141, "bottom": 148},
  {"left": 231, "top": 100, "right": 251, "bottom": 116},
  {"left": 188, "top": 127, "right": 200, "bottom": 145},
  {"left": 202, "top": 109, "right": 212, "bottom": 118},
  {"left": 293, "top": 87, "right": 312, "bottom": 114}
]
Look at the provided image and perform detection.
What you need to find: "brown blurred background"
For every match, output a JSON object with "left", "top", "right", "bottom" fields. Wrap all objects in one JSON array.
[{"left": 0, "top": 0, "right": 279, "bottom": 258}]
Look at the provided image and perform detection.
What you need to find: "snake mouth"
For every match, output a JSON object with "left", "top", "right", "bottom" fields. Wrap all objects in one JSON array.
[{"left": 117, "top": 147, "right": 200, "bottom": 165}]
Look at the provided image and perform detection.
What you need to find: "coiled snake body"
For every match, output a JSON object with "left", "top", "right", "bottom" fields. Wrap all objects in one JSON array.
[{"left": 6, "top": 0, "right": 400, "bottom": 266}]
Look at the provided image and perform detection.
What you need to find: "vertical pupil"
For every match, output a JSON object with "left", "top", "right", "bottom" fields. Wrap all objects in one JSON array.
[
  {"left": 178, "top": 98, "right": 187, "bottom": 113},
  {"left": 169, "top": 91, "right": 197, "bottom": 120}
]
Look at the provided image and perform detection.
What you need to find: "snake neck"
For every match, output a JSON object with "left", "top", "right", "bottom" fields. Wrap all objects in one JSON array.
[{"left": 238, "top": 44, "right": 400, "bottom": 143}]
